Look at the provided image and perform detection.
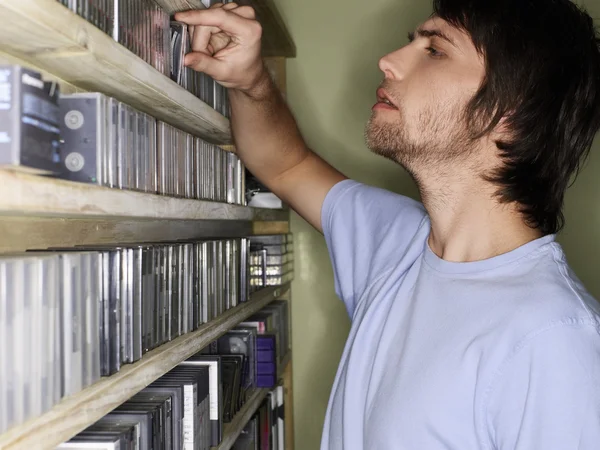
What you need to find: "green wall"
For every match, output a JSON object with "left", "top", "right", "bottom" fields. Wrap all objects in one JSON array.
[
  {"left": 272, "top": 0, "right": 600, "bottom": 448},
  {"left": 560, "top": 0, "right": 600, "bottom": 302},
  {"left": 273, "top": 1, "right": 428, "bottom": 448}
]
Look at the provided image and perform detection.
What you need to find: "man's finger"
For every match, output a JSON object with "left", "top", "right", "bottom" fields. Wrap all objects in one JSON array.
[
  {"left": 175, "top": 8, "right": 254, "bottom": 36},
  {"left": 222, "top": 2, "right": 239, "bottom": 9},
  {"left": 190, "top": 23, "right": 219, "bottom": 54},
  {"left": 227, "top": 5, "right": 256, "bottom": 20},
  {"left": 184, "top": 51, "right": 228, "bottom": 79}
]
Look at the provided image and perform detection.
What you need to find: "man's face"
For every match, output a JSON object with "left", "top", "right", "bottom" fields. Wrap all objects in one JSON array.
[{"left": 366, "top": 17, "right": 486, "bottom": 176}]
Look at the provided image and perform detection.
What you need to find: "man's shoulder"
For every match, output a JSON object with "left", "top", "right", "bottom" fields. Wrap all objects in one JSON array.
[
  {"left": 494, "top": 243, "right": 600, "bottom": 348},
  {"left": 323, "top": 179, "right": 428, "bottom": 235},
  {"left": 527, "top": 243, "right": 600, "bottom": 320},
  {"left": 325, "top": 179, "right": 425, "bottom": 213}
]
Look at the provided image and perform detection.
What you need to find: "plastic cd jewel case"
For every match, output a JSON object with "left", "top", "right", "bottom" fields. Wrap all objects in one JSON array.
[
  {"left": 57, "top": 298, "right": 291, "bottom": 449},
  {"left": 0, "top": 237, "right": 251, "bottom": 435},
  {"left": 248, "top": 234, "right": 295, "bottom": 290},
  {"left": 57, "top": 91, "right": 246, "bottom": 205}
]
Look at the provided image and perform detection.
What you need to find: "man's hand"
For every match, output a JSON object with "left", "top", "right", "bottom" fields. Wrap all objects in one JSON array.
[
  {"left": 174, "top": 3, "right": 266, "bottom": 93},
  {"left": 178, "top": 3, "right": 347, "bottom": 233}
]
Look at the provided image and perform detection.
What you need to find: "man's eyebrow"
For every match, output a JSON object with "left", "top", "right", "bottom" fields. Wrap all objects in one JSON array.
[{"left": 409, "top": 27, "right": 458, "bottom": 48}]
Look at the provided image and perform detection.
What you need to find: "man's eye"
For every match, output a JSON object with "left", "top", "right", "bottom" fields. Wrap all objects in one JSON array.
[
  {"left": 407, "top": 32, "right": 415, "bottom": 43},
  {"left": 426, "top": 47, "right": 443, "bottom": 58}
]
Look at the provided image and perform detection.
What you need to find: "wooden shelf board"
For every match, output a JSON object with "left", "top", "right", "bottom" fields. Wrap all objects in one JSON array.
[
  {"left": 0, "top": 0, "right": 231, "bottom": 144},
  {"left": 279, "top": 350, "right": 292, "bottom": 376},
  {"left": 283, "top": 358, "right": 294, "bottom": 450},
  {"left": 218, "top": 145, "right": 237, "bottom": 154},
  {"left": 0, "top": 284, "right": 290, "bottom": 450},
  {"left": 243, "top": 0, "right": 296, "bottom": 58},
  {"left": 0, "top": 169, "right": 254, "bottom": 221},
  {"left": 0, "top": 170, "right": 290, "bottom": 252},
  {"left": 0, "top": 217, "right": 256, "bottom": 253},
  {"left": 212, "top": 388, "right": 270, "bottom": 450},
  {"left": 253, "top": 221, "right": 289, "bottom": 235},
  {"left": 252, "top": 207, "right": 290, "bottom": 223}
]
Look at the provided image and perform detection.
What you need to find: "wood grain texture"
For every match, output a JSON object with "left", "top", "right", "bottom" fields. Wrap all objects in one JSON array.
[
  {"left": 211, "top": 388, "right": 270, "bottom": 450},
  {"left": 0, "top": 284, "right": 290, "bottom": 450},
  {"left": 0, "top": 170, "right": 254, "bottom": 220},
  {"left": 0, "top": 51, "right": 83, "bottom": 94},
  {"left": 0, "top": 217, "right": 256, "bottom": 253},
  {"left": 252, "top": 221, "right": 289, "bottom": 235},
  {"left": 252, "top": 207, "right": 290, "bottom": 222},
  {"left": 0, "top": 0, "right": 231, "bottom": 144},
  {"left": 283, "top": 359, "right": 295, "bottom": 450},
  {"left": 218, "top": 145, "right": 237, "bottom": 154},
  {"left": 279, "top": 351, "right": 292, "bottom": 378},
  {"left": 240, "top": 0, "right": 296, "bottom": 57}
]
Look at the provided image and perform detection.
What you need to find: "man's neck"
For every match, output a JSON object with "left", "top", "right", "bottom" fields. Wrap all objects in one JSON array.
[{"left": 417, "top": 168, "right": 543, "bottom": 263}]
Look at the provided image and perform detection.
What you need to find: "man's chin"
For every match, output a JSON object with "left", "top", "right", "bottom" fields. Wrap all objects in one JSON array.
[
  {"left": 365, "top": 121, "right": 397, "bottom": 154},
  {"left": 368, "top": 145, "right": 398, "bottom": 160}
]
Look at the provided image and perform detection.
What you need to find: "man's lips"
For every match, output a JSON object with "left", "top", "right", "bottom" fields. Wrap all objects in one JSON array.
[{"left": 373, "top": 88, "right": 398, "bottom": 110}]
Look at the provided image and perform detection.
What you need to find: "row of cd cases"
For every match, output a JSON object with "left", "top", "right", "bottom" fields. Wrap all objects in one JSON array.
[
  {"left": 56, "top": 0, "right": 231, "bottom": 118},
  {"left": 55, "top": 370, "right": 286, "bottom": 450},
  {"left": 249, "top": 235, "right": 295, "bottom": 289},
  {"left": 0, "top": 238, "right": 252, "bottom": 436},
  {"left": 59, "top": 93, "right": 244, "bottom": 204},
  {"left": 55, "top": 297, "right": 291, "bottom": 450}
]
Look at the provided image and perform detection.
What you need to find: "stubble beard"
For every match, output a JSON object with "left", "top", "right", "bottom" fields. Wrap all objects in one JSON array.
[{"left": 364, "top": 101, "right": 476, "bottom": 183}]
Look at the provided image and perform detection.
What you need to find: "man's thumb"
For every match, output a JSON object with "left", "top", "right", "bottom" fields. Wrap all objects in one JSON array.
[{"left": 184, "top": 52, "right": 227, "bottom": 80}]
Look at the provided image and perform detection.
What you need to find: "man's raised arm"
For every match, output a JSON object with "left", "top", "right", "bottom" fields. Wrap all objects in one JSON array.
[{"left": 176, "top": 3, "right": 347, "bottom": 232}]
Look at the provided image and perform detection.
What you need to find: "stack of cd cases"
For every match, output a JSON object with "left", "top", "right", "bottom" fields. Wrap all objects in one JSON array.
[
  {"left": 249, "top": 235, "right": 294, "bottom": 290},
  {"left": 170, "top": 21, "right": 219, "bottom": 113},
  {"left": 241, "top": 299, "right": 290, "bottom": 379},
  {"left": 55, "top": 301, "right": 289, "bottom": 449},
  {"left": 0, "top": 238, "right": 251, "bottom": 435},
  {"left": 58, "top": 364, "right": 212, "bottom": 450},
  {"left": 0, "top": 253, "right": 101, "bottom": 435},
  {"left": 230, "top": 384, "right": 285, "bottom": 450},
  {"left": 57, "top": 0, "right": 171, "bottom": 77},
  {"left": 0, "top": 66, "right": 62, "bottom": 175},
  {"left": 56, "top": 1, "right": 232, "bottom": 117},
  {"left": 57, "top": 92, "right": 246, "bottom": 204},
  {"left": 56, "top": 0, "right": 116, "bottom": 38}
]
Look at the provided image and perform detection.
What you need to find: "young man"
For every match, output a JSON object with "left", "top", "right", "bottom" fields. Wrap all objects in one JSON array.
[{"left": 176, "top": 0, "right": 600, "bottom": 448}]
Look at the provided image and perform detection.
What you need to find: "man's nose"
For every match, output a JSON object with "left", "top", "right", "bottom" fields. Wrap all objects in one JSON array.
[{"left": 378, "top": 49, "right": 405, "bottom": 81}]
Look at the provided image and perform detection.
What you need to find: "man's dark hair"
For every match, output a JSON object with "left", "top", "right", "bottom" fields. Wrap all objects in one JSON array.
[{"left": 434, "top": 0, "right": 600, "bottom": 235}]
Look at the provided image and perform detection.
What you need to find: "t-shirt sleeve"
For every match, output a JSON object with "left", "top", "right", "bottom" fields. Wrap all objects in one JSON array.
[
  {"left": 321, "top": 179, "right": 427, "bottom": 318},
  {"left": 486, "top": 322, "right": 600, "bottom": 450}
]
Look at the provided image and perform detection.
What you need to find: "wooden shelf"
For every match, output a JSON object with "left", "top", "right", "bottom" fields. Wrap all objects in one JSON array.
[
  {"left": 0, "top": 166, "right": 291, "bottom": 221},
  {"left": 0, "top": 284, "right": 290, "bottom": 450},
  {"left": 242, "top": 0, "right": 296, "bottom": 58},
  {"left": 212, "top": 388, "right": 270, "bottom": 450},
  {"left": 279, "top": 350, "right": 292, "bottom": 376},
  {"left": 253, "top": 221, "right": 290, "bottom": 235},
  {"left": 0, "top": 170, "right": 289, "bottom": 252},
  {"left": 0, "top": 170, "right": 252, "bottom": 221},
  {"left": 0, "top": 0, "right": 231, "bottom": 144}
]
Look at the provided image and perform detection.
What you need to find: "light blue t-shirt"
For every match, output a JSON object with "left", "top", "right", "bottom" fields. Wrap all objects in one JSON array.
[{"left": 320, "top": 180, "right": 600, "bottom": 450}]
